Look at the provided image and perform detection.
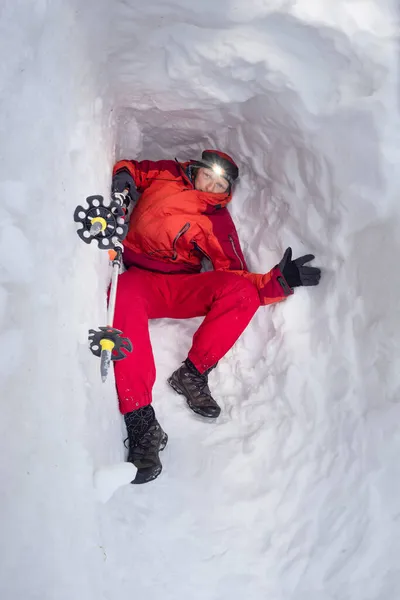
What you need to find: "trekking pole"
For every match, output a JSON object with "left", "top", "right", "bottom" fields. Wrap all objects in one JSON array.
[
  {"left": 74, "top": 189, "right": 133, "bottom": 381},
  {"left": 95, "top": 242, "right": 126, "bottom": 382}
]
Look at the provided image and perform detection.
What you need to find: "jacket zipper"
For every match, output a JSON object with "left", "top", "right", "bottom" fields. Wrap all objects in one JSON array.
[
  {"left": 149, "top": 222, "right": 191, "bottom": 261},
  {"left": 171, "top": 222, "right": 191, "bottom": 260},
  {"left": 193, "top": 242, "right": 213, "bottom": 264},
  {"left": 228, "top": 235, "right": 244, "bottom": 270}
]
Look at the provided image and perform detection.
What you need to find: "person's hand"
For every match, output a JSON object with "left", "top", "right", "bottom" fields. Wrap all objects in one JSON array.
[
  {"left": 112, "top": 169, "right": 136, "bottom": 194},
  {"left": 278, "top": 247, "right": 321, "bottom": 288}
]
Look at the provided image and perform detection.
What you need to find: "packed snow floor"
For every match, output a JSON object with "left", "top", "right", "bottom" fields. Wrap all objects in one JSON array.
[{"left": 1, "top": 1, "right": 400, "bottom": 599}]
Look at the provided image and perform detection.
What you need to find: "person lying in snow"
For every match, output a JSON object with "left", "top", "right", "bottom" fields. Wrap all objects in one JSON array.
[{"left": 111, "top": 149, "right": 321, "bottom": 484}]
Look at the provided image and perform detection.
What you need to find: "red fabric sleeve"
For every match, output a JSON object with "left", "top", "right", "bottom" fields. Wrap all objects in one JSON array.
[
  {"left": 221, "top": 266, "right": 293, "bottom": 306},
  {"left": 113, "top": 159, "right": 179, "bottom": 193},
  {"left": 196, "top": 209, "right": 293, "bottom": 306}
]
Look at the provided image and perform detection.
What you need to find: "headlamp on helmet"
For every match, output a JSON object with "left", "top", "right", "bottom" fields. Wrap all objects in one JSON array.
[
  {"left": 192, "top": 149, "right": 239, "bottom": 186},
  {"left": 211, "top": 164, "right": 224, "bottom": 177}
]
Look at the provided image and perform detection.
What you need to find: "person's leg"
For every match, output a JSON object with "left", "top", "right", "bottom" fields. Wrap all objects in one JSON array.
[
  {"left": 162, "top": 270, "right": 260, "bottom": 369},
  {"left": 113, "top": 267, "right": 171, "bottom": 414},
  {"left": 164, "top": 270, "right": 260, "bottom": 417},
  {"left": 113, "top": 267, "right": 171, "bottom": 483},
  {"left": 188, "top": 273, "right": 260, "bottom": 373}
]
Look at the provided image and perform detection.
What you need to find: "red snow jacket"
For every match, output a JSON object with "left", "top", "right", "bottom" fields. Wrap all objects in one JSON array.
[{"left": 113, "top": 158, "right": 293, "bottom": 306}]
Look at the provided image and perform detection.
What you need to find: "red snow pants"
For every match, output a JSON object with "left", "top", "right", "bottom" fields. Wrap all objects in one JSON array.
[{"left": 113, "top": 267, "right": 260, "bottom": 414}]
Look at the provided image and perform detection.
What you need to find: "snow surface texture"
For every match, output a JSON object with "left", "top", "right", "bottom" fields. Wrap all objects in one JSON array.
[{"left": 1, "top": 1, "right": 400, "bottom": 599}]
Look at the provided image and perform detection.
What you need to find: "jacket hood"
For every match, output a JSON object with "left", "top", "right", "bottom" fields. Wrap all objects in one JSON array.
[{"left": 177, "top": 160, "right": 233, "bottom": 209}]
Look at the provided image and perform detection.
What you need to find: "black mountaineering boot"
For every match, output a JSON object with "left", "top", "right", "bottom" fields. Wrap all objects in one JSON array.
[
  {"left": 168, "top": 359, "right": 221, "bottom": 418},
  {"left": 124, "top": 405, "right": 168, "bottom": 484}
]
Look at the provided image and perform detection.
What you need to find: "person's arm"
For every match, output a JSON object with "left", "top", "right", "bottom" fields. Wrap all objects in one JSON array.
[
  {"left": 112, "top": 159, "right": 179, "bottom": 195},
  {"left": 196, "top": 209, "right": 320, "bottom": 305}
]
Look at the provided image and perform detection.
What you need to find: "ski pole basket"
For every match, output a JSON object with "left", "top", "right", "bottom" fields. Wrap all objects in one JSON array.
[{"left": 73, "top": 195, "right": 129, "bottom": 249}]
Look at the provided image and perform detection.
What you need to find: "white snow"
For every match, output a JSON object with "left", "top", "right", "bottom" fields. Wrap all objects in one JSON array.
[
  {"left": 1, "top": 0, "right": 400, "bottom": 599},
  {"left": 94, "top": 463, "right": 136, "bottom": 503}
]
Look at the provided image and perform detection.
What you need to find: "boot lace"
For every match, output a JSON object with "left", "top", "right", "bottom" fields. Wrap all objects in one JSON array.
[
  {"left": 186, "top": 369, "right": 212, "bottom": 398},
  {"left": 124, "top": 422, "right": 160, "bottom": 458}
]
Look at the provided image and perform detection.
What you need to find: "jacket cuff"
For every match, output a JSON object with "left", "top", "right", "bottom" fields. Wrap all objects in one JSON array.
[
  {"left": 258, "top": 266, "right": 294, "bottom": 305},
  {"left": 275, "top": 267, "right": 294, "bottom": 296}
]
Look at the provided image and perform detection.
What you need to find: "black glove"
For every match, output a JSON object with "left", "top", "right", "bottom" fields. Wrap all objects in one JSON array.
[
  {"left": 112, "top": 168, "right": 136, "bottom": 194},
  {"left": 278, "top": 247, "right": 321, "bottom": 288}
]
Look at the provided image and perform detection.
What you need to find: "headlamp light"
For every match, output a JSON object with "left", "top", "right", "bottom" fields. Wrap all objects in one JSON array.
[{"left": 211, "top": 164, "right": 224, "bottom": 177}]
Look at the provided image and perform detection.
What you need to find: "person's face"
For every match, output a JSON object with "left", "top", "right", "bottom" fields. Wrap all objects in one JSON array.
[{"left": 194, "top": 167, "right": 229, "bottom": 194}]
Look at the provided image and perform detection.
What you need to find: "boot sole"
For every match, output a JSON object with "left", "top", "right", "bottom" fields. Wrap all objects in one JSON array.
[
  {"left": 167, "top": 377, "right": 220, "bottom": 419},
  {"left": 133, "top": 465, "right": 162, "bottom": 484}
]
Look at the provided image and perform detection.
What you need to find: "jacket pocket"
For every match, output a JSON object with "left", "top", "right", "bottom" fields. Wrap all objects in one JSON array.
[{"left": 149, "top": 222, "right": 191, "bottom": 261}]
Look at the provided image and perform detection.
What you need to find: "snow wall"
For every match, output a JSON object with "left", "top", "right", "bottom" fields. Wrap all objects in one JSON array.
[{"left": 1, "top": 1, "right": 399, "bottom": 599}]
